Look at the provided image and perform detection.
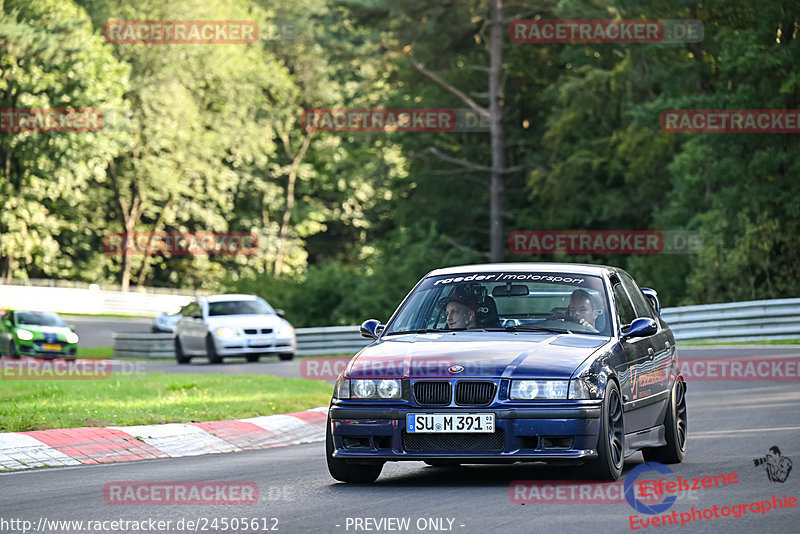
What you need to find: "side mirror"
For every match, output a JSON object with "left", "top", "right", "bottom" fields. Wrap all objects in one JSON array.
[
  {"left": 360, "top": 319, "right": 384, "bottom": 339},
  {"left": 640, "top": 288, "right": 661, "bottom": 315},
  {"left": 68, "top": 324, "right": 76, "bottom": 331},
  {"left": 621, "top": 317, "right": 658, "bottom": 340},
  {"left": 275, "top": 309, "right": 285, "bottom": 317}
]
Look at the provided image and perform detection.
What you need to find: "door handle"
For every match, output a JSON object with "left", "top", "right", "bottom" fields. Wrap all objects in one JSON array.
[{"left": 647, "top": 347, "right": 655, "bottom": 360}]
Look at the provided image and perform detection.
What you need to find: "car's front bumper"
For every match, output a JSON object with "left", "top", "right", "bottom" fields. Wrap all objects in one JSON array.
[
  {"left": 16, "top": 340, "right": 77, "bottom": 359},
  {"left": 329, "top": 404, "right": 602, "bottom": 463},
  {"left": 212, "top": 336, "right": 296, "bottom": 356}
]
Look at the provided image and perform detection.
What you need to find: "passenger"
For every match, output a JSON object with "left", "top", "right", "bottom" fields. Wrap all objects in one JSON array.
[{"left": 568, "top": 289, "right": 600, "bottom": 329}]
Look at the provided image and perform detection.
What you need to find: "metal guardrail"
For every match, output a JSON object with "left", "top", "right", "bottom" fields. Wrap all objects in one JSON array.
[
  {"left": 660, "top": 298, "right": 800, "bottom": 342},
  {"left": 108, "top": 298, "right": 800, "bottom": 359},
  {"left": 295, "top": 326, "right": 371, "bottom": 356},
  {"left": 113, "top": 333, "right": 175, "bottom": 359}
]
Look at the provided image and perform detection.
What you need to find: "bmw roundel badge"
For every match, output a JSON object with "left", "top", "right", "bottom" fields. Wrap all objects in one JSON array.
[{"left": 449, "top": 364, "right": 464, "bottom": 374}]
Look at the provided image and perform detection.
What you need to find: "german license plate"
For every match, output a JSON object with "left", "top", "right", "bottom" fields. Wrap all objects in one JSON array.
[
  {"left": 406, "top": 413, "right": 495, "bottom": 433},
  {"left": 248, "top": 338, "right": 268, "bottom": 346},
  {"left": 43, "top": 343, "right": 61, "bottom": 351}
]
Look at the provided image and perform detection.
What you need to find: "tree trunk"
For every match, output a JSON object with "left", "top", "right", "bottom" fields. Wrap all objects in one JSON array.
[
  {"left": 135, "top": 193, "right": 174, "bottom": 287},
  {"left": 488, "top": 0, "right": 505, "bottom": 262},
  {"left": 108, "top": 158, "right": 143, "bottom": 292},
  {"left": 274, "top": 132, "right": 313, "bottom": 277}
]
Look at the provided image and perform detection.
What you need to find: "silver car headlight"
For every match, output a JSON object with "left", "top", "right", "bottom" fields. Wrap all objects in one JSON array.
[
  {"left": 510, "top": 380, "right": 569, "bottom": 400},
  {"left": 66, "top": 332, "right": 79, "bottom": 344},
  {"left": 336, "top": 379, "right": 402, "bottom": 400},
  {"left": 276, "top": 323, "right": 294, "bottom": 337},
  {"left": 215, "top": 327, "right": 240, "bottom": 338}
]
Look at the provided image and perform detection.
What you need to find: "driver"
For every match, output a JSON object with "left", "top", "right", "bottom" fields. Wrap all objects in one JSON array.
[
  {"left": 444, "top": 291, "right": 477, "bottom": 330},
  {"left": 568, "top": 289, "right": 600, "bottom": 329}
]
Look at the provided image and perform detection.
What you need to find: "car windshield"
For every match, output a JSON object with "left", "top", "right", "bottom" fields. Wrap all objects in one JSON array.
[
  {"left": 16, "top": 311, "right": 66, "bottom": 327},
  {"left": 384, "top": 272, "right": 612, "bottom": 336},
  {"left": 207, "top": 300, "right": 274, "bottom": 316}
]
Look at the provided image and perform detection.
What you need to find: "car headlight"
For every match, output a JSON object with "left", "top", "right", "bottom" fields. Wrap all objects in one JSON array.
[
  {"left": 16, "top": 329, "right": 34, "bottom": 341},
  {"left": 336, "top": 379, "right": 402, "bottom": 400},
  {"left": 214, "top": 327, "right": 240, "bottom": 338},
  {"left": 66, "top": 332, "right": 79, "bottom": 344},
  {"left": 568, "top": 377, "right": 601, "bottom": 399},
  {"left": 333, "top": 377, "right": 350, "bottom": 399},
  {"left": 277, "top": 324, "right": 294, "bottom": 337},
  {"left": 510, "top": 380, "right": 568, "bottom": 400}
]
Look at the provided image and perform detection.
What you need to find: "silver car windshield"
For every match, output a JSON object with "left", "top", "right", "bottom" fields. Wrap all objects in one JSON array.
[
  {"left": 207, "top": 300, "right": 274, "bottom": 316},
  {"left": 385, "top": 272, "right": 611, "bottom": 336}
]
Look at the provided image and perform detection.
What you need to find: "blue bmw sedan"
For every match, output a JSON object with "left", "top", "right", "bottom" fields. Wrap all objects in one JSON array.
[{"left": 326, "top": 263, "right": 687, "bottom": 482}]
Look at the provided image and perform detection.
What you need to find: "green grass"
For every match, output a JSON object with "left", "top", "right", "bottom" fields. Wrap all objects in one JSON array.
[
  {"left": 681, "top": 339, "right": 800, "bottom": 346},
  {"left": 76, "top": 346, "right": 114, "bottom": 359},
  {"left": 0, "top": 372, "right": 332, "bottom": 432}
]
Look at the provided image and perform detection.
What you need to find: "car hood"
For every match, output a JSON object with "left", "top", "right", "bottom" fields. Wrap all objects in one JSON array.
[
  {"left": 347, "top": 332, "right": 612, "bottom": 380},
  {"left": 204, "top": 314, "right": 286, "bottom": 328}
]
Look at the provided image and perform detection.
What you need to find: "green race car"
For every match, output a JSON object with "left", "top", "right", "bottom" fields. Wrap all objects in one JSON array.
[{"left": 0, "top": 310, "right": 79, "bottom": 359}]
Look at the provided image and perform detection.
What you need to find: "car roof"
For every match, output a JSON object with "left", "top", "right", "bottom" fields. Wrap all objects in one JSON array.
[
  {"left": 199, "top": 294, "right": 260, "bottom": 303},
  {"left": 425, "top": 262, "right": 618, "bottom": 278}
]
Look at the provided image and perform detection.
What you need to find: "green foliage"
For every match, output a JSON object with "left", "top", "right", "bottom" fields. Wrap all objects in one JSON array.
[{"left": 2, "top": 0, "right": 798, "bottom": 322}]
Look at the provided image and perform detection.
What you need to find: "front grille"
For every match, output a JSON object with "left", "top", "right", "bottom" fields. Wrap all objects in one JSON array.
[
  {"left": 414, "top": 381, "right": 451, "bottom": 405},
  {"left": 455, "top": 381, "right": 496, "bottom": 406},
  {"left": 403, "top": 430, "right": 505, "bottom": 451},
  {"left": 244, "top": 328, "right": 274, "bottom": 335}
]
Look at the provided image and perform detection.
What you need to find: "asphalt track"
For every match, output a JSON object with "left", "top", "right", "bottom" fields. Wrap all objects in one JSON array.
[
  {"left": 65, "top": 316, "right": 152, "bottom": 348},
  {"left": 2, "top": 347, "right": 799, "bottom": 534}
]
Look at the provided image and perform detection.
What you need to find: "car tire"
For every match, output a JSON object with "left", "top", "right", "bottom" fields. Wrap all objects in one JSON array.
[
  {"left": 278, "top": 353, "right": 294, "bottom": 361},
  {"left": 175, "top": 338, "right": 191, "bottom": 364},
  {"left": 585, "top": 379, "right": 624, "bottom": 480},
  {"left": 8, "top": 341, "right": 19, "bottom": 359},
  {"left": 643, "top": 380, "right": 687, "bottom": 464},
  {"left": 206, "top": 335, "right": 223, "bottom": 364},
  {"left": 246, "top": 355, "right": 260, "bottom": 363},
  {"left": 326, "top": 416, "right": 383, "bottom": 483}
]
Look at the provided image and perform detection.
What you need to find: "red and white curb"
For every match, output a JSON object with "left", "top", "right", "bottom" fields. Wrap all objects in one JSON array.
[{"left": 0, "top": 407, "right": 328, "bottom": 471}]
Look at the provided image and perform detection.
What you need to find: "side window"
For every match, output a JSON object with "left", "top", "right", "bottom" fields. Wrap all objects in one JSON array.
[
  {"left": 620, "top": 273, "right": 656, "bottom": 320},
  {"left": 612, "top": 282, "right": 636, "bottom": 329}
]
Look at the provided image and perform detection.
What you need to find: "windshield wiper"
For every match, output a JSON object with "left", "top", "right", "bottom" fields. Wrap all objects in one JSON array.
[
  {"left": 384, "top": 329, "right": 447, "bottom": 335},
  {"left": 503, "top": 324, "right": 573, "bottom": 334}
]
